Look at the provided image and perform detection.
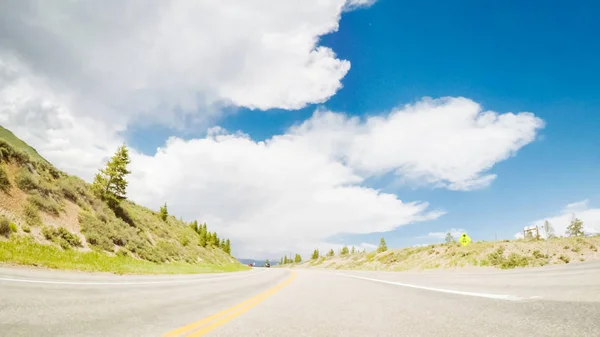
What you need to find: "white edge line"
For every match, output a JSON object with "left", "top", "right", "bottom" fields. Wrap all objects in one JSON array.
[
  {"left": 336, "top": 273, "right": 542, "bottom": 301},
  {"left": 0, "top": 269, "right": 268, "bottom": 286}
]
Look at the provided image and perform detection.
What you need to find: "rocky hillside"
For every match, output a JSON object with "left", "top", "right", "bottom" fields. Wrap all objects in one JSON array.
[
  {"left": 0, "top": 126, "right": 244, "bottom": 273},
  {"left": 296, "top": 236, "right": 600, "bottom": 272}
]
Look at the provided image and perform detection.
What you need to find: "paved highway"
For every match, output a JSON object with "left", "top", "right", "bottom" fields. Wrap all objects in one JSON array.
[{"left": 1, "top": 262, "right": 599, "bottom": 336}]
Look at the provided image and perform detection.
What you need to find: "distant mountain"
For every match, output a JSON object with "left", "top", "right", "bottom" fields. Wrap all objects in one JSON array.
[{"left": 238, "top": 258, "right": 279, "bottom": 266}]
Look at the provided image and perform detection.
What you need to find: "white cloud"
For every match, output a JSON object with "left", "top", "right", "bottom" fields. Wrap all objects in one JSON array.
[
  {"left": 127, "top": 131, "right": 443, "bottom": 258},
  {"left": 125, "top": 97, "right": 542, "bottom": 258},
  {"left": 421, "top": 228, "right": 466, "bottom": 240},
  {"left": 288, "top": 97, "right": 544, "bottom": 191},
  {"left": 344, "top": 0, "right": 378, "bottom": 10},
  {"left": 0, "top": 0, "right": 365, "bottom": 127},
  {"left": 515, "top": 200, "right": 600, "bottom": 239},
  {"left": 0, "top": 0, "right": 374, "bottom": 178}
]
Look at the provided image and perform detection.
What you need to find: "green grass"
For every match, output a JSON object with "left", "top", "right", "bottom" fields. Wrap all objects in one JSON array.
[
  {"left": 0, "top": 236, "right": 250, "bottom": 275},
  {"left": 0, "top": 126, "right": 49, "bottom": 164}
]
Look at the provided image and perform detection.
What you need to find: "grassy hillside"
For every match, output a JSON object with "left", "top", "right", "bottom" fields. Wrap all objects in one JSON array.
[
  {"left": 295, "top": 236, "right": 600, "bottom": 272},
  {"left": 0, "top": 127, "right": 247, "bottom": 274},
  {"left": 0, "top": 126, "right": 49, "bottom": 164}
]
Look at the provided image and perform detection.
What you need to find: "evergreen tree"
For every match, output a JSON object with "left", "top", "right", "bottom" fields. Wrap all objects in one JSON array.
[
  {"left": 198, "top": 224, "right": 208, "bottom": 247},
  {"left": 311, "top": 249, "right": 320, "bottom": 260},
  {"left": 351, "top": 246, "right": 355, "bottom": 254},
  {"left": 92, "top": 145, "right": 131, "bottom": 207},
  {"left": 340, "top": 246, "right": 349, "bottom": 256},
  {"left": 326, "top": 248, "right": 335, "bottom": 257},
  {"left": 280, "top": 257, "right": 284, "bottom": 265},
  {"left": 294, "top": 254, "right": 302, "bottom": 263},
  {"left": 377, "top": 237, "right": 388, "bottom": 253},
  {"left": 445, "top": 232, "right": 455, "bottom": 244},
  {"left": 567, "top": 217, "right": 584, "bottom": 237},
  {"left": 159, "top": 203, "right": 168, "bottom": 221},
  {"left": 224, "top": 239, "right": 231, "bottom": 254}
]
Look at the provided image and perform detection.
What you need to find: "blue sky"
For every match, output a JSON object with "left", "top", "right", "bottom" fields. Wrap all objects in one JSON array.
[
  {"left": 125, "top": 0, "right": 600, "bottom": 250},
  {"left": 3, "top": 0, "right": 599, "bottom": 257}
]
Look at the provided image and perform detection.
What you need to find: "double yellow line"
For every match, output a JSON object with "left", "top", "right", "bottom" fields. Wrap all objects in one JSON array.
[{"left": 163, "top": 271, "right": 296, "bottom": 337}]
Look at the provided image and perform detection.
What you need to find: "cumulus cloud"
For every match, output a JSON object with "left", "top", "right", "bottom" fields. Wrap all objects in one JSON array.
[
  {"left": 0, "top": 0, "right": 363, "bottom": 127},
  {"left": 125, "top": 97, "right": 543, "bottom": 258},
  {"left": 287, "top": 97, "right": 544, "bottom": 190},
  {"left": 515, "top": 200, "right": 600, "bottom": 239},
  {"left": 0, "top": 0, "right": 373, "bottom": 178},
  {"left": 127, "top": 131, "right": 443, "bottom": 258}
]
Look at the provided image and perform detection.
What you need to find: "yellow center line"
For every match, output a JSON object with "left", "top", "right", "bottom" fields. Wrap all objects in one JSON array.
[{"left": 163, "top": 271, "right": 296, "bottom": 337}]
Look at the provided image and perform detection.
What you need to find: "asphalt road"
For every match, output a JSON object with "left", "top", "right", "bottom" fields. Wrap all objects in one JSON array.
[{"left": 1, "top": 262, "right": 599, "bottom": 337}]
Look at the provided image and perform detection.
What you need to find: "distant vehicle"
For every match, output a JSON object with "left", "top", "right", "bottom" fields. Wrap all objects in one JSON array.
[
  {"left": 248, "top": 264, "right": 253, "bottom": 267},
  {"left": 265, "top": 263, "right": 270, "bottom": 268}
]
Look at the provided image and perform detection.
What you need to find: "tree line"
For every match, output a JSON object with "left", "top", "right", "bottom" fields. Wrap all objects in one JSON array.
[
  {"left": 90, "top": 145, "right": 233, "bottom": 256},
  {"left": 278, "top": 237, "right": 389, "bottom": 264}
]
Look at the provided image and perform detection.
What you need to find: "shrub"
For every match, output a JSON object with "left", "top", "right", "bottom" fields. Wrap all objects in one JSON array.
[
  {"left": 9, "top": 222, "right": 17, "bottom": 233},
  {"left": 42, "top": 226, "right": 82, "bottom": 248},
  {"left": 0, "top": 165, "right": 11, "bottom": 192},
  {"left": 486, "top": 247, "right": 505, "bottom": 266},
  {"left": 16, "top": 168, "right": 39, "bottom": 192},
  {"left": 59, "top": 178, "right": 79, "bottom": 202},
  {"left": 532, "top": 250, "right": 547, "bottom": 259},
  {"left": 559, "top": 255, "right": 570, "bottom": 264},
  {"left": 0, "top": 217, "right": 11, "bottom": 237},
  {"left": 28, "top": 192, "right": 63, "bottom": 216},
  {"left": 501, "top": 253, "right": 529, "bottom": 269},
  {"left": 22, "top": 224, "right": 31, "bottom": 233},
  {"left": 23, "top": 202, "right": 43, "bottom": 227}
]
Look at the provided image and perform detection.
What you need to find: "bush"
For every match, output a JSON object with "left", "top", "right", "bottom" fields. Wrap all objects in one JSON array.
[
  {"left": 0, "top": 165, "right": 11, "bottom": 193},
  {"left": 9, "top": 222, "right": 17, "bottom": 233},
  {"left": 59, "top": 178, "right": 79, "bottom": 202},
  {"left": 16, "top": 168, "right": 39, "bottom": 192},
  {"left": 559, "top": 255, "right": 570, "bottom": 264},
  {"left": 0, "top": 217, "right": 11, "bottom": 237},
  {"left": 532, "top": 250, "right": 547, "bottom": 259},
  {"left": 23, "top": 202, "right": 43, "bottom": 227},
  {"left": 28, "top": 192, "right": 63, "bottom": 216},
  {"left": 501, "top": 253, "right": 530, "bottom": 269},
  {"left": 42, "top": 226, "right": 82, "bottom": 248},
  {"left": 22, "top": 224, "right": 31, "bottom": 233}
]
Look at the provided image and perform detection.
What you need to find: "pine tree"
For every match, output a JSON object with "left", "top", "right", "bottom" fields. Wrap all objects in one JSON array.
[
  {"left": 311, "top": 249, "right": 319, "bottom": 260},
  {"left": 377, "top": 237, "right": 388, "bottom": 253},
  {"left": 294, "top": 254, "right": 302, "bottom": 263},
  {"left": 198, "top": 224, "right": 208, "bottom": 247},
  {"left": 567, "top": 217, "right": 584, "bottom": 237},
  {"left": 280, "top": 257, "right": 284, "bottom": 265},
  {"left": 351, "top": 246, "right": 355, "bottom": 254},
  {"left": 224, "top": 239, "right": 231, "bottom": 254},
  {"left": 340, "top": 246, "right": 349, "bottom": 256},
  {"left": 159, "top": 203, "right": 168, "bottom": 221},
  {"left": 92, "top": 145, "right": 131, "bottom": 207},
  {"left": 445, "top": 232, "right": 455, "bottom": 244},
  {"left": 326, "top": 248, "right": 335, "bottom": 257}
]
